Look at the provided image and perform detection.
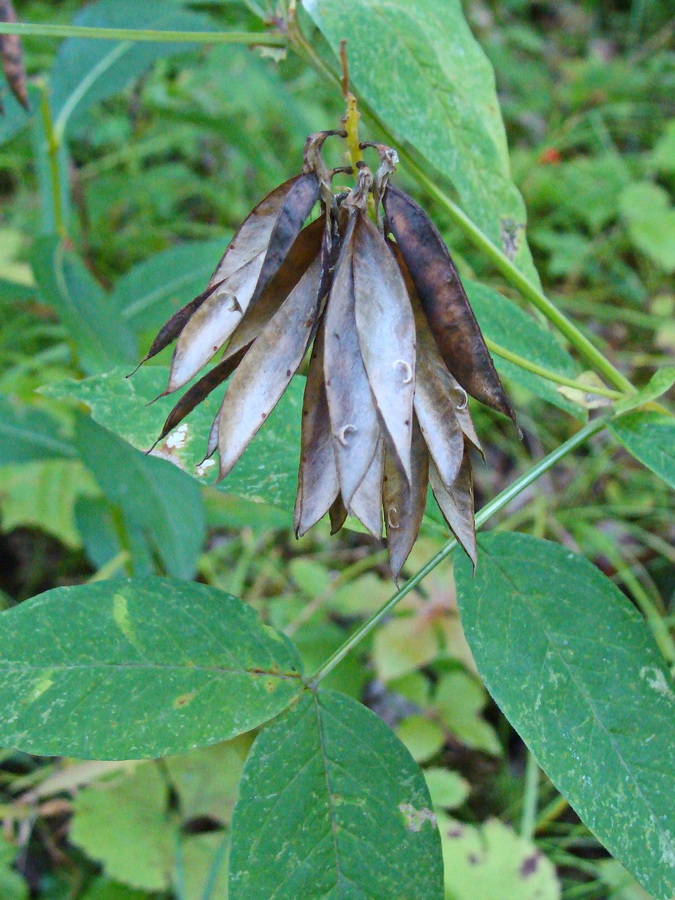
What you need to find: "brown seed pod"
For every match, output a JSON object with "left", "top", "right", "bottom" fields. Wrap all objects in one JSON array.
[
  {"left": 349, "top": 436, "right": 385, "bottom": 539},
  {"left": 0, "top": 1, "right": 29, "bottom": 112},
  {"left": 383, "top": 184, "right": 516, "bottom": 423},
  {"left": 429, "top": 447, "right": 477, "bottom": 567}
]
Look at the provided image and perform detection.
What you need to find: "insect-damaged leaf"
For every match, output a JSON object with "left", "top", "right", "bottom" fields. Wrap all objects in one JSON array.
[
  {"left": 0, "top": 577, "right": 304, "bottom": 759},
  {"left": 166, "top": 175, "right": 309, "bottom": 392},
  {"left": 383, "top": 418, "right": 429, "bottom": 581},
  {"left": 294, "top": 320, "right": 340, "bottom": 537},
  {"left": 324, "top": 214, "right": 381, "bottom": 507},
  {"left": 216, "top": 254, "right": 323, "bottom": 479},
  {"left": 353, "top": 211, "right": 416, "bottom": 483},
  {"left": 384, "top": 185, "right": 515, "bottom": 423},
  {"left": 430, "top": 448, "right": 477, "bottom": 566},
  {"left": 228, "top": 690, "right": 443, "bottom": 900},
  {"left": 0, "top": 1, "right": 28, "bottom": 111}
]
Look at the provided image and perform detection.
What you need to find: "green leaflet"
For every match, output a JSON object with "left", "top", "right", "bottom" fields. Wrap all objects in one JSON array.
[
  {"left": 609, "top": 410, "right": 675, "bottom": 491},
  {"left": 456, "top": 533, "right": 675, "bottom": 900},
  {"left": 229, "top": 690, "right": 443, "bottom": 899},
  {"left": 0, "top": 577, "right": 304, "bottom": 758}
]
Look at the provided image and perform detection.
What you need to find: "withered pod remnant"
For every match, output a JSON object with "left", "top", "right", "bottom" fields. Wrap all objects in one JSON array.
[
  {"left": 0, "top": 0, "right": 29, "bottom": 113},
  {"left": 133, "top": 126, "right": 516, "bottom": 579}
]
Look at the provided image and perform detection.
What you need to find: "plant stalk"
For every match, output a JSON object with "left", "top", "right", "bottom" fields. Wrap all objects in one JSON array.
[
  {"left": 0, "top": 23, "right": 287, "bottom": 45},
  {"left": 308, "top": 416, "right": 609, "bottom": 687}
]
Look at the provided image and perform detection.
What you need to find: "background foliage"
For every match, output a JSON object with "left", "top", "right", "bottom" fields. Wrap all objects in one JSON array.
[{"left": 0, "top": 0, "right": 674, "bottom": 898}]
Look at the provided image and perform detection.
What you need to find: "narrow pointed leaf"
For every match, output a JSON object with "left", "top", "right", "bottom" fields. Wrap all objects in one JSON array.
[
  {"left": 294, "top": 320, "right": 340, "bottom": 537},
  {"left": 217, "top": 255, "right": 323, "bottom": 479},
  {"left": 0, "top": 1, "right": 28, "bottom": 110},
  {"left": 228, "top": 690, "right": 443, "bottom": 899},
  {"left": 250, "top": 172, "right": 320, "bottom": 305},
  {"left": 324, "top": 216, "right": 380, "bottom": 506},
  {"left": 354, "top": 212, "right": 416, "bottom": 481},
  {"left": 456, "top": 533, "right": 675, "bottom": 900},
  {"left": 0, "top": 397, "right": 74, "bottom": 464},
  {"left": 384, "top": 185, "right": 515, "bottom": 421},
  {"left": 384, "top": 419, "right": 429, "bottom": 581},
  {"left": 349, "top": 437, "right": 384, "bottom": 538},
  {"left": 168, "top": 177, "right": 303, "bottom": 392},
  {"left": 429, "top": 450, "right": 476, "bottom": 565},
  {"left": 0, "top": 577, "right": 304, "bottom": 759}
]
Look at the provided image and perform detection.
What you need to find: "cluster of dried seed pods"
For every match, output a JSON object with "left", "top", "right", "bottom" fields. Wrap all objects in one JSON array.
[
  {"left": 0, "top": 0, "right": 29, "bottom": 113},
  {"left": 136, "top": 131, "right": 515, "bottom": 579}
]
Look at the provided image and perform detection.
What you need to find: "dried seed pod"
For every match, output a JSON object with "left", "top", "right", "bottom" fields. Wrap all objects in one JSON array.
[
  {"left": 294, "top": 319, "right": 340, "bottom": 538},
  {"left": 328, "top": 494, "right": 348, "bottom": 535},
  {"left": 353, "top": 211, "right": 416, "bottom": 484},
  {"left": 0, "top": 1, "right": 28, "bottom": 112},
  {"left": 349, "top": 437, "right": 385, "bottom": 539},
  {"left": 383, "top": 184, "right": 516, "bottom": 423},
  {"left": 167, "top": 175, "right": 310, "bottom": 392},
  {"left": 429, "top": 448, "right": 477, "bottom": 567},
  {"left": 323, "top": 212, "right": 381, "bottom": 507},
  {"left": 383, "top": 417, "right": 429, "bottom": 581},
  {"left": 216, "top": 252, "right": 324, "bottom": 479}
]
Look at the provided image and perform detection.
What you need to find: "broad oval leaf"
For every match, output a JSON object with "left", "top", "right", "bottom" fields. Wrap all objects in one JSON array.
[
  {"left": 609, "top": 410, "right": 675, "bottom": 491},
  {"left": 42, "top": 366, "right": 302, "bottom": 512},
  {"left": 456, "top": 532, "right": 675, "bottom": 900},
  {"left": 303, "top": 0, "right": 540, "bottom": 285},
  {"left": 0, "top": 576, "right": 304, "bottom": 758},
  {"left": 228, "top": 689, "right": 443, "bottom": 899}
]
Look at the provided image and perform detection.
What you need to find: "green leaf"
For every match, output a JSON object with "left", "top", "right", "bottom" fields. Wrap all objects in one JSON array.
[
  {"left": 0, "top": 397, "right": 74, "bottom": 464},
  {"left": 43, "top": 366, "right": 303, "bottom": 511},
  {"left": 31, "top": 237, "right": 138, "bottom": 374},
  {"left": 612, "top": 367, "right": 675, "bottom": 415},
  {"left": 0, "top": 576, "right": 304, "bottom": 758},
  {"left": 456, "top": 533, "right": 675, "bottom": 900},
  {"left": 49, "top": 0, "right": 217, "bottom": 137},
  {"left": 434, "top": 670, "right": 501, "bottom": 756},
  {"left": 71, "top": 763, "right": 173, "bottom": 891},
  {"left": 620, "top": 182, "right": 675, "bottom": 273},
  {"left": 80, "top": 880, "right": 152, "bottom": 900},
  {"left": 609, "top": 410, "right": 675, "bottom": 491},
  {"left": 229, "top": 690, "right": 443, "bottom": 899},
  {"left": 437, "top": 813, "right": 560, "bottom": 900},
  {"left": 466, "top": 280, "right": 584, "bottom": 418},
  {"left": 423, "top": 767, "right": 470, "bottom": 811},
  {"left": 0, "top": 836, "right": 28, "bottom": 900},
  {"left": 75, "top": 414, "right": 205, "bottom": 580},
  {"left": 303, "top": 0, "right": 540, "bottom": 285},
  {"left": 113, "top": 239, "right": 227, "bottom": 335}
]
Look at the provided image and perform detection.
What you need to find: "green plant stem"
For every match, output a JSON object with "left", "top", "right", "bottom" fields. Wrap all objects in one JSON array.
[
  {"left": 485, "top": 338, "right": 623, "bottom": 401},
  {"left": 520, "top": 750, "right": 540, "bottom": 841},
  {"left": 308, "top": 416, "right": 609, "bottom": 687},
  {"left": 0, "top": 23, "right": 286, "bottom": 45},
  {"left": 38, "top": 82, "right": 66, "bottom": 240}
]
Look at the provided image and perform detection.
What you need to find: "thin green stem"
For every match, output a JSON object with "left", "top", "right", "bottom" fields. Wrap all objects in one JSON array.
[
  {"left": 308, "top": 416, "right": 609, "bottom": 687},
  {"left": 520, "top": 750, "right": 540, "bottom": 841},
  {"left": 0, "top": 23, "right": 286, "bottom": 45},
  {"left": 38, "top": 82, "right": 66, "bottom": 239},
  {"left": 485, "top": 338, "right": 623, "bottom": 401}
]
